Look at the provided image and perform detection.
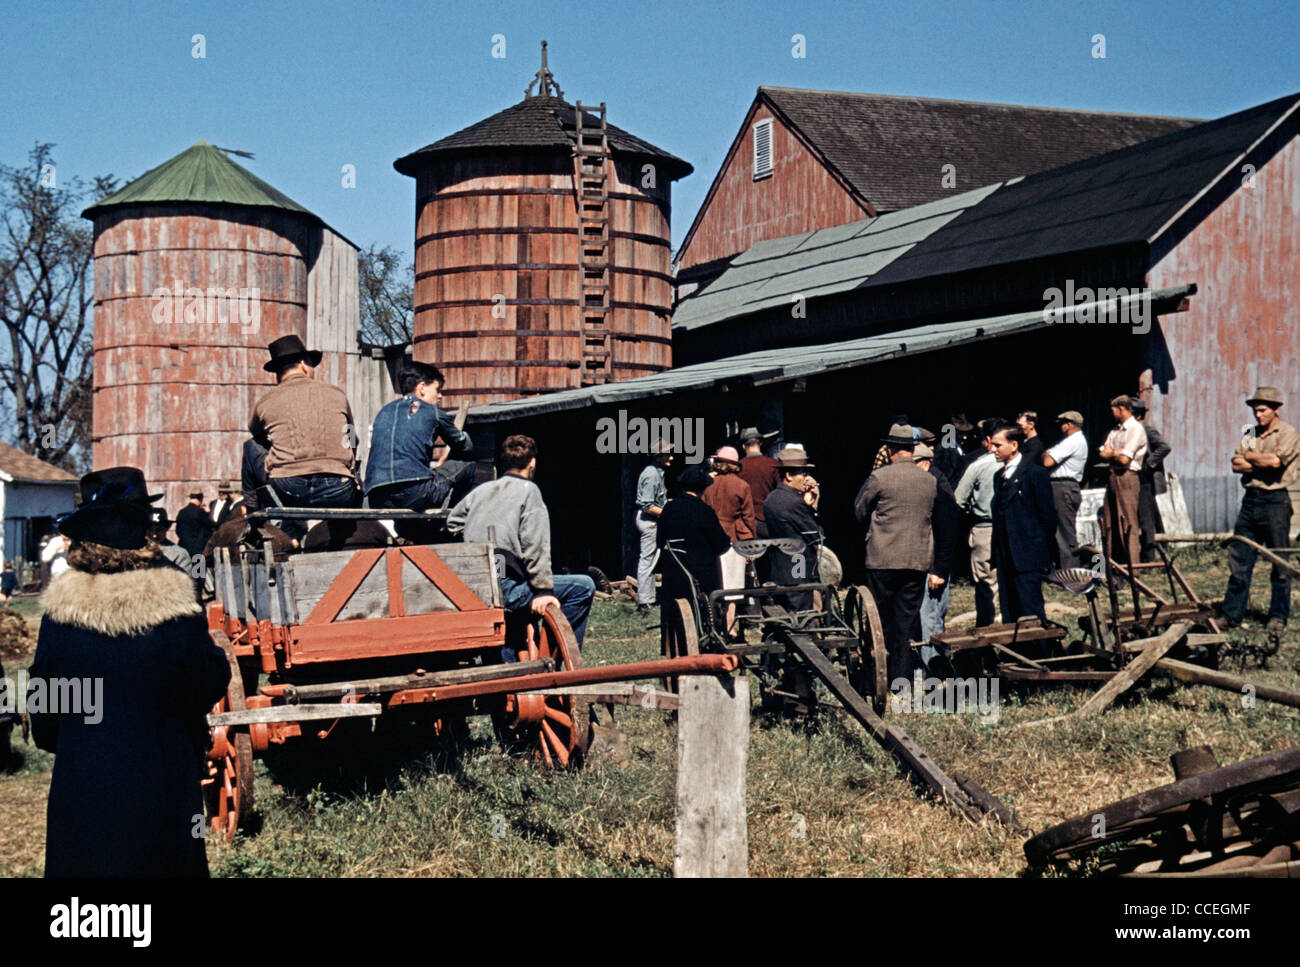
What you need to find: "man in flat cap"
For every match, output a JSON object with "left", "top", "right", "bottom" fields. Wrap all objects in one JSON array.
[
  {"left": 1043, "top": 411, "right": 1088, "bottom": 569},
  {"left": 1221, "top": 386, "right": 1300, "bottom": 632},
  {"left": 853, "top": 424, "right": 938, "bottom": 681},
  {"left": 249, "top": 335, "right": 359, "bottom": 533}
]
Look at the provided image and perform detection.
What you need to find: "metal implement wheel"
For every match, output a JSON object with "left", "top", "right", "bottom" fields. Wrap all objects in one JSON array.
[
  {"left": 1025, "top": 746, "right": 1300, "bottom": 872},
  {"left": 203, "top": 630, "right": 256, "bottom": 842},
  {"left": 660, "top": 598, "right": 699, "bottom": 694},
  {"left": 844, "top": 585, "right": 889, "bottom": 713},
  {"left": 502, "top": 605, "right": 589, "bottom": 768}
]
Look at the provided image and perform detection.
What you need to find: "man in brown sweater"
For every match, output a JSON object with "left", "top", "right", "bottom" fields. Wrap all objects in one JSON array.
[
  {"left": 738, "top": 428, "right": 780, "bottom": 538},
  {"left": 249, "top": 335, "right": 359, "bottom": 533},
  {"left": 703, "top": 446, "right": 756, "bottom": 635}
]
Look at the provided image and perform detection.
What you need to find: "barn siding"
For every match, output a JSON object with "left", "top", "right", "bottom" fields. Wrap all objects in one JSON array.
[
  {"left": 1147, "top": 128, "right": 1300, "bottom": 534},
  {"left": 675, "top": 103, "right": 870, "bottom": 273}
]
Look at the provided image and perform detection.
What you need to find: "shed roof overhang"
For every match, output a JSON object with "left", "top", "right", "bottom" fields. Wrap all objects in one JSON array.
[{"left": 467, "top": 283, "right": 1195, "bottom": 424}]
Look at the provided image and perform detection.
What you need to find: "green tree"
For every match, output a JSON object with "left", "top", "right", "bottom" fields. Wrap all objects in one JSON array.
[
  {"left": 0, "top": 143, "right": 115, "bottom": 471},
  {"left": 357, "top": 243, "right": 413, "bottom": 346}
]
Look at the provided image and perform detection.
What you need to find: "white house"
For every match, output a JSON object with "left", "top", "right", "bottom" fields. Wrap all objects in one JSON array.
[{"left": 0, "top": 442, "right": 78, "bottom": 583}]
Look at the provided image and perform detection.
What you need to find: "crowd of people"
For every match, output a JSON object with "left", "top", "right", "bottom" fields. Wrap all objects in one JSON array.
[
  {"left": 633, "top": 387, "right": 1296, "bottom": 683},
  {"left": 19, "top": 326, "right": 1296, "bottom": 879}
]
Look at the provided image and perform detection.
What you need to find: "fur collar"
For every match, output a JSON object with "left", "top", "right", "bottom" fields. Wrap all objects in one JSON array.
[{"left": 41, "top": 565, "right": 201, "bottom": 636}]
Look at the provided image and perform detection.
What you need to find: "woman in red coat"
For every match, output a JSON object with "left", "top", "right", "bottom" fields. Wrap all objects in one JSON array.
[{"left": 28, "top": 467, "right": 230, "bottom": 877}]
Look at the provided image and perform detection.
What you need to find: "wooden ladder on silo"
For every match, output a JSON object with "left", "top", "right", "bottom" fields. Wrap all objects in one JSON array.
[{"left": 574, "top": 101, "right": 612, "bottom": 386}]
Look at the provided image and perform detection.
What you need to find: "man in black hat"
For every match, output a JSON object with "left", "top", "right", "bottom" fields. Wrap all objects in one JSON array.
[
  {"left": 738, "top": 427, "right": 780, "bottom": 540},
  {"left": 249, "top": 335, "right": 359, "bottom": 531},
  {"left": 854, "top": 424, "right": 938, "bottom": 681},
  {"left": 148, "top": 507, "right": 194, "bottom": 571},
  {"left": 1222, "top": 386, "right": 1299, "bottom": 632},
  {"left": 175, "top": 491, "right": 215, "bottom": 560},
  {"left": 1129, "top": 399, "right": 1171, "bottom": 563}
]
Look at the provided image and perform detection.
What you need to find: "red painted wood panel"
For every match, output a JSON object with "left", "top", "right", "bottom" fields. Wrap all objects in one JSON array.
[
  {"left": 676, "top": 103, "right": 871, "bottom": 273},
  {"left": 1147, "top": 130, "right": 1300, "bottom": 532}
]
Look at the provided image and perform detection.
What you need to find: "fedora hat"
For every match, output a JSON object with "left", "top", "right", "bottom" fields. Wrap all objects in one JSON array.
[
  {"left": 880, "top": 422, "right": 917, "bottom": 447},
  {"left": 712, "top": 445, "right": 742, "bottom": 469},
  {"left": 739, "top": 426, "right": 762, "bottom": 444},
  {"left": 78, "top": 466, "right": 163, "bottom": 507},
  {"left": 1246, "top": 386, "right": 1284, "bottom": 408},
  {"left": 264, "top": 334, "right": 323, "bottom": 373},
  {"left": 775, "top": 447, "right": 815, "bottom": 470}
]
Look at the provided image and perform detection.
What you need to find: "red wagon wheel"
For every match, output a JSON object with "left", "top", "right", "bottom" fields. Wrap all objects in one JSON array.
[
  {"left": 660, "top": 598, "right": 699, "bottom": 694},
  {"left": 844, "top": 585, "right": 889, "bottom": 714},
  {"left": 203, "top": 631, "right": 256, "bottom": 842},
  {"left": 501, "top": 605, "right": 590, "bottom": 768}
]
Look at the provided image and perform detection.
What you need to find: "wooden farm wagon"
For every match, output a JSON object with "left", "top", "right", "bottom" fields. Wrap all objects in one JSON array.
[{"left": 202, "top": 510, "right": 734, "bottom": 839}]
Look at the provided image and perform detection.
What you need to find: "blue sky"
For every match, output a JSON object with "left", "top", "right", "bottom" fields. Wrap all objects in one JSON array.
[{"left": 2, "top": 0, "right": 1296, "bottom": 258}]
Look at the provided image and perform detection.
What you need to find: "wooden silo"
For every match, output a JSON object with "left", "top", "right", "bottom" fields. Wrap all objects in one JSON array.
[
  {"left": 83, "top": 143, "right": 366, "bottom": 513},
  {"left": 394, "top": 43, "right": 693, "bottom": 408}
]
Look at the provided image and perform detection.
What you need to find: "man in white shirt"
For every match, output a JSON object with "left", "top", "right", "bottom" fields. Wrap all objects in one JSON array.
[
  {"left": 1099, "top": 395, "right": 1148, "bottom": 567},
  {"left": 1042, "top": 411, "right": 1089, "bottom": 569}
]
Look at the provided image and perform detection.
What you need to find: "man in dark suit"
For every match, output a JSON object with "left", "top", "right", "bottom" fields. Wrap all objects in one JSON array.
[
  {"left": 990, "top": 425, "right": 1058, "bottom": 623},
  {"left": 175, "top": 491, "right": 215, "bottom": 559},
  {"left": 763, "top": 448, "right": 822, "bottom": 612}
]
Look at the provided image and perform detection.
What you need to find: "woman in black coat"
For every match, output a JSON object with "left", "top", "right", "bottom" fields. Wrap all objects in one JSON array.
[
  {"left": 655, "top": 465, "right": 732, "bottom": 611},
  {"left": 28, "top": 467, "right": 230, "bottom": 877}
]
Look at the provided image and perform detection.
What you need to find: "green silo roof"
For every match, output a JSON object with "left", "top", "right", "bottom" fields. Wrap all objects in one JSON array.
[{"left": 82, "top": 141, "right": 317, "bottom": 220}]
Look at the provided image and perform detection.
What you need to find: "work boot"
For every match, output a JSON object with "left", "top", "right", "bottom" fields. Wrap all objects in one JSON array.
[{"left": 1266, "top": 618, "right": 1285, "bottom": 634}]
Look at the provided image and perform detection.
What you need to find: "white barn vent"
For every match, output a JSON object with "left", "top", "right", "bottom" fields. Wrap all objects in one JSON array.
[{"left": 753, "top": 118, "right": 774, "bottom": 180}]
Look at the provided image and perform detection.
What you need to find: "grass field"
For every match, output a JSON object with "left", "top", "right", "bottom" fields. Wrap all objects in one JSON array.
[{"left": 2, "top": 544, "right": 1298, "bottom": 878}]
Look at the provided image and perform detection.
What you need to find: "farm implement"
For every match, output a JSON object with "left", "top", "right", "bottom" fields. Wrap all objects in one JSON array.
[{"left": 202, "top": 509, "right": 734, "bottom": 840}]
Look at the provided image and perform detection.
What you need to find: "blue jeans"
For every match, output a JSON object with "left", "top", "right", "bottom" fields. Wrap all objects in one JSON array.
[
  {"left": 918, "top": 575, "right": 950, "bottom": 668},
  {"left": 499, "top": 573, "right": 596, "bottom": 658},
  {"left": 369, "top": 461, "right": 477, "bottom": 512},
  {"left": 271, "top": 474, "right": 359, "bottom": 540}
]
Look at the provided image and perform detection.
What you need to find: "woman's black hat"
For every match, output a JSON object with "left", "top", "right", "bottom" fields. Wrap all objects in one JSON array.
[{"left": 59, "top": 467, "right": 157, "bottom": 550}]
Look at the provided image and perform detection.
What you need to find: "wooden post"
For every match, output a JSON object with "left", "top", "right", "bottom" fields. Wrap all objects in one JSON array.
[{"left": 675, "top": 672, "right": 749, "bottom": 877}]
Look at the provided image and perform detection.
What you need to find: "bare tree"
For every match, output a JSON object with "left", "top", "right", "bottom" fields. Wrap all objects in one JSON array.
[
  {"left": 358, "top": 243, "right": 414, "bottom": 346},
  {"left": 0, "top": 143, "right": 115, "bottom": 472}
]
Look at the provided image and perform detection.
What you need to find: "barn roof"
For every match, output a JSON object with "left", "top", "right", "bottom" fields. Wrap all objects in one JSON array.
[
  {"left": 0, "top": 441, "right": 78, "bottom": 485},
  {"left": 675, "top": 91, "right": 1300, "bottom": 333},
  {"left": 760, "top": 86, "right": 1201, "bottom": 213},
  {"left": 867, "top": 90, "right": 1300, "bottom": 287},
  {"left": 393, "top": 95, "right": 693, "bottom": 179},
  {"left": 469, "top": 285, "right": 1194, "bottom": 423}
]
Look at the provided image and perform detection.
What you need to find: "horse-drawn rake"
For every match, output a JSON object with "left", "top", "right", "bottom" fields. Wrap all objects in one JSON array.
[
  {"left": 201, "top": 509, "right": 734, "bottom": 840},
  {"left": 659, "top": 537, "right": 1020, "bottom": 829}
]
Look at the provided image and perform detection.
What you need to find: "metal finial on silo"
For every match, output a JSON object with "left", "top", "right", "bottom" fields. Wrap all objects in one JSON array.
[{"left": 525, "top": 40, "right": 564, "bottom": 99}]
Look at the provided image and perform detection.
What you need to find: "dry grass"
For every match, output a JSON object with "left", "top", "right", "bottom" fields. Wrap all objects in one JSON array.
[{"left": 3, "top": 545, "right": 1299, "bottom": 877}]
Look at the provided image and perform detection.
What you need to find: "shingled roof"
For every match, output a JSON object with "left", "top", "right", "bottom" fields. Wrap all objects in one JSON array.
[
  {"left": 393, "top": 95, "right": 693, "bottom": 179},
  {"left": 0, "top": 441, "right": 77, "bottom": 484},
  {"left": 866, "top": 90, "right": 1300, "bottom": 287},
  {"left": 760, "top": 86, "right": 1201, "bottom": 213}
]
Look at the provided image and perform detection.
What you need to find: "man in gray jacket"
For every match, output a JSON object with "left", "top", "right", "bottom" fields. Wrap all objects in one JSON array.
[
  {"left": 853, "top": 423, "right": 938, "bottom": 683},
  {"left": 447, "top": 434, "right": 595, "bottom": 647}
]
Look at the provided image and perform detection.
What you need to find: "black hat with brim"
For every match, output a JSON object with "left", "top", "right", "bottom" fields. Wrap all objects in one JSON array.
[
  {"left": 264, "top": 334, "right": 323, "bottom": 373},
  {"left": 58, "top": 500, "right": 152, "bottom": 550},
  {"left": 79, "top": 466, "right": 163, "bottom": 506}
]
